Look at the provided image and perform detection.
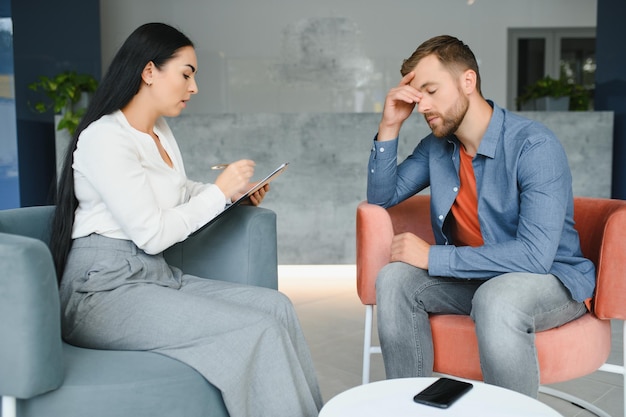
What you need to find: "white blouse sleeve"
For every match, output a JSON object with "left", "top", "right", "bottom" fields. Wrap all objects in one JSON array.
[{"left": 73, "top": 118, "right": 226, "bottom": 254}]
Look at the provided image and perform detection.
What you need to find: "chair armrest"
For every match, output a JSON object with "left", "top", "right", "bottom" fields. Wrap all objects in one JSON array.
[
  {"left": 164, "top": 205, "right": 278, "bottom": 290},
  {"left": 573, "top": 197, "right": 626, "bottom": 320},
  {"left": 0, "top": 206, "right": 54, "bottom": 245},
  {"left": 356, "top": 201, "right": 394, "bottom": 305},
  {"left": 356, "top": 195, "right": 433, "bottom": 306},
  {"left": 0, "top": 233, "right": 63, "bottom": 399}
]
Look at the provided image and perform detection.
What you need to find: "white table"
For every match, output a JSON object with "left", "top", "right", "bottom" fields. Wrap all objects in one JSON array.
[{"left": 319, "top": 378, "right": 563, "bottom": 417}]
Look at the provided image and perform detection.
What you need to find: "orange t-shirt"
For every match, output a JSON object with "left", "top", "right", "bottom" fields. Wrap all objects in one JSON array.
[{"left": 450, "top": 148, "right": 484, "bottom": 247}]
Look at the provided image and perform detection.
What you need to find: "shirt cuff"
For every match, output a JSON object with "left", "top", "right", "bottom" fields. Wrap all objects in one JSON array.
[
  {"left": 371, "top": 135, "right": 399, "bottom": 160},
  {"left": 428, "top": 244, "right": 454, "bottom": 277}
]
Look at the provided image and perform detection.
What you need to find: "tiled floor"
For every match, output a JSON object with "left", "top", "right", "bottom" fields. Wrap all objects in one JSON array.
[{"left": 278, "top": 265, "right": 624, "bottom": 417}]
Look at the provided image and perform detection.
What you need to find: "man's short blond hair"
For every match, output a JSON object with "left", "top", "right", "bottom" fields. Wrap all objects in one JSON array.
[{"left": 401, "top": 35, "right": 482, "bottom": 96}]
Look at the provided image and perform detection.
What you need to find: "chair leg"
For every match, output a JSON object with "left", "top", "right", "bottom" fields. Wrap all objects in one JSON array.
[
  {"left": 362, "top": 305, "right": 374, "bottom": 385},
  {"left": 539, "top": 386, "right": 612, "bottom": 417},
  {"left": 362, "top": 305, "right": 382, "bottom": 385},
  {"left": 2, "top": 396, "right": 17, "bottom": 417}
]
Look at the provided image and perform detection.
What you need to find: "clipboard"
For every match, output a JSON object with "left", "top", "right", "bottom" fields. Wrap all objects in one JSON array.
[{"left": 203, "top": 162, "right": 289, "bottom": 228}]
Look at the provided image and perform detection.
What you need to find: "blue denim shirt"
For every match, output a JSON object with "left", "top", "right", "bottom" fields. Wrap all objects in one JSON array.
[{"left": 367, "top": 101, "right": 595, "bottom": 302}]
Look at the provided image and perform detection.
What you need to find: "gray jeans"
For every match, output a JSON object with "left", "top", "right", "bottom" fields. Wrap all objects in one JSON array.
[{"left": 375, "top": 262, "right": 587, "bottom": 397}]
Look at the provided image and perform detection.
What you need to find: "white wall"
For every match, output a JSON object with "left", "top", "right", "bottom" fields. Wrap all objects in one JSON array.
[{"left": 99, "top": 0, "right": 597, "bottom": 113}]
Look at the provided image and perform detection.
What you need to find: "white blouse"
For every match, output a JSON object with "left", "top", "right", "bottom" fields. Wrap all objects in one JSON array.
[{"left": 72, "top": 110, "right": 227, "bottom": 254}]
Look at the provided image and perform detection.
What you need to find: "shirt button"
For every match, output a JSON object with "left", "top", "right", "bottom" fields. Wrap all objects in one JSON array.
[
  {"left": 370, "top": 169, "right": 374, "bottom": 173},
  {"left": 438, "top": 215, "right": 444, "bottom": 221},
  {"left": 379, "top": 147, "right": 385, "bottom": 152},
  {"left": 453, "top": 187, "right": 459, "bottom": 192}
]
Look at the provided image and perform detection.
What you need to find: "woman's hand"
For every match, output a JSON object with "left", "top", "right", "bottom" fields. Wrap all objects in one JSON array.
[
  {"left": 214, "top": 159, "right": 255, "bottom": 200},
  {"left": 234, "top": 183, "right": 270, "bottom": 206}
]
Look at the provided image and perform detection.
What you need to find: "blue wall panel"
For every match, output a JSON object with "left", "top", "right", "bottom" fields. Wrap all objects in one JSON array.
[
  {"left": 595, "top": 0, "right": 626, "bottom": 200},
  {"left": 0, "top": 0, "right": 20, "bottom": 209},
  {"left": 10, "top": 0, "right": 100, "bottom": 207}
]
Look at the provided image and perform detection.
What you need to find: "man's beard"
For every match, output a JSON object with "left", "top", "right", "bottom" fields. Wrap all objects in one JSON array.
[{"left": 424, "top": 93, "right": 469, "bottom": 138}]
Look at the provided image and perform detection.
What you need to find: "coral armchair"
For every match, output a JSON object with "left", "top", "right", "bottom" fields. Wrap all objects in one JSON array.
[{"left": 356, "top": 194, "right": 626, "bottom": 417}]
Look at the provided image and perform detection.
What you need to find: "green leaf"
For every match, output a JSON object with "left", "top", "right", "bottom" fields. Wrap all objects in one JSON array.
[
  {"left": 516, "top": 75, "right": 591, "bottom": 111},
  {"left": 27, "top": 70, "right": 98, "bottom": 118}
]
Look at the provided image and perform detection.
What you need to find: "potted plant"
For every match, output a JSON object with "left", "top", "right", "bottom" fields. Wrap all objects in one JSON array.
[
  {"left": 567, "top": 83, "right": 592, "bottom": 111},
  {"left": 28, "top": 71, "right": 98, "bottom": 178},
  {"left": 516, "top": 75, "right": 590, "bottom": 111},
  {"left": 28, "top": 70, "right": 98, "bottom": 136}
]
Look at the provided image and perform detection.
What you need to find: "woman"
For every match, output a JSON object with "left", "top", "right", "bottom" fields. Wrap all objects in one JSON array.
[{"left": 50, "top": 22, "right": 322, "bottom": 417}]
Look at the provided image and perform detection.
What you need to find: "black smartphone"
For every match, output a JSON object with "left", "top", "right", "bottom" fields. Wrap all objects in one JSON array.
[{"left": 413, "top": 377, "right": 473, "bottom": 409}]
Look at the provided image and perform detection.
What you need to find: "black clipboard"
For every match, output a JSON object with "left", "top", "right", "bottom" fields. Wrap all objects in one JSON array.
[{"left": 203, "top": 162, "right": 289, "bottom": 228}]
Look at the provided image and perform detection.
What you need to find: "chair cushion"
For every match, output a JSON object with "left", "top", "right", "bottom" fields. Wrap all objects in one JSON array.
[
  {"left": 18, "top": 343, "right": 228, "bottom": 417},
  {"left": 431, "top": 312, "right": 612, "bottom": 384}
]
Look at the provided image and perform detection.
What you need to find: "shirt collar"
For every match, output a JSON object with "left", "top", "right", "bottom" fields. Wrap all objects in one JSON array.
[{"left": 475, "top": 100, "right": 504, "bottom": 159}]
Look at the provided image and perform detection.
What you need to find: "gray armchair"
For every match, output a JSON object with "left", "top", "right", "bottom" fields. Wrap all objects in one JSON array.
[{"left": 0, "top": 205, "right": 278, "bottom": 417}]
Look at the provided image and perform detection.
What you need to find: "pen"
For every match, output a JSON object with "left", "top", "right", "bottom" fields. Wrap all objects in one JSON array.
[{"left": 211, "top": 164, "right": 229, "bottom": 170}]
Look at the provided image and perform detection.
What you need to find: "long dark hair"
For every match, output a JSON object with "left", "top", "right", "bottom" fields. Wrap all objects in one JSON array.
[{"left": 50, "top": 22, "right": 194, "bottom": 282}]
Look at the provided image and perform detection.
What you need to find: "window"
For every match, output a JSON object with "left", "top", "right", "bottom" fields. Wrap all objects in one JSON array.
[{"left": 507, "top": 28, "right": 596, "bottom": 110}]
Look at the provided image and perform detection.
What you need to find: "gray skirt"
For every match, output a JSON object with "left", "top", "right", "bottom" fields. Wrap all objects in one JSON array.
[{"left": 59, "top": 234, "right": 322, "bottom": 417}]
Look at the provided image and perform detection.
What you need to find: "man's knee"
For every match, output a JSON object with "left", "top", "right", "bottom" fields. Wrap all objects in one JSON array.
[
  {"left": 376, "top": 263, "right": 433, "bottom": 310},
  {"left": 376, "top": 263, "right": 401, "bottom": 292},
  {"left": 471, "top": 274, "right": 537, "bottom": 335},
  {"left": 472, "top": 272, "right": 550, "bottom": 315},
  {"left": 376, "top": 262, "right": 420, "bottom": 296}
]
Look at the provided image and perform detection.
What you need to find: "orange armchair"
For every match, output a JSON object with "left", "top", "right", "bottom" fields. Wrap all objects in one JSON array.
[{"left": 356, "top": 194, "right": 626, "bottom": 417}]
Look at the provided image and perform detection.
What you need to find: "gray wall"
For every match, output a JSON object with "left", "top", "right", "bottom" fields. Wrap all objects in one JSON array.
[
  {"left": 168, "top": 111, "right": 613, "bottom": 265},
  {"left": 99, "top": 0, "right": 597, "bottom": 114},
  {"left": 97, "top": 1, "right": 606, "bottom": 263}
]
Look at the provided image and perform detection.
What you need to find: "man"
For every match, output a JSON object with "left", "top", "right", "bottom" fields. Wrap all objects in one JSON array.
[{"left": 367, "top": 34, "right": 595, "bottom": 397}]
